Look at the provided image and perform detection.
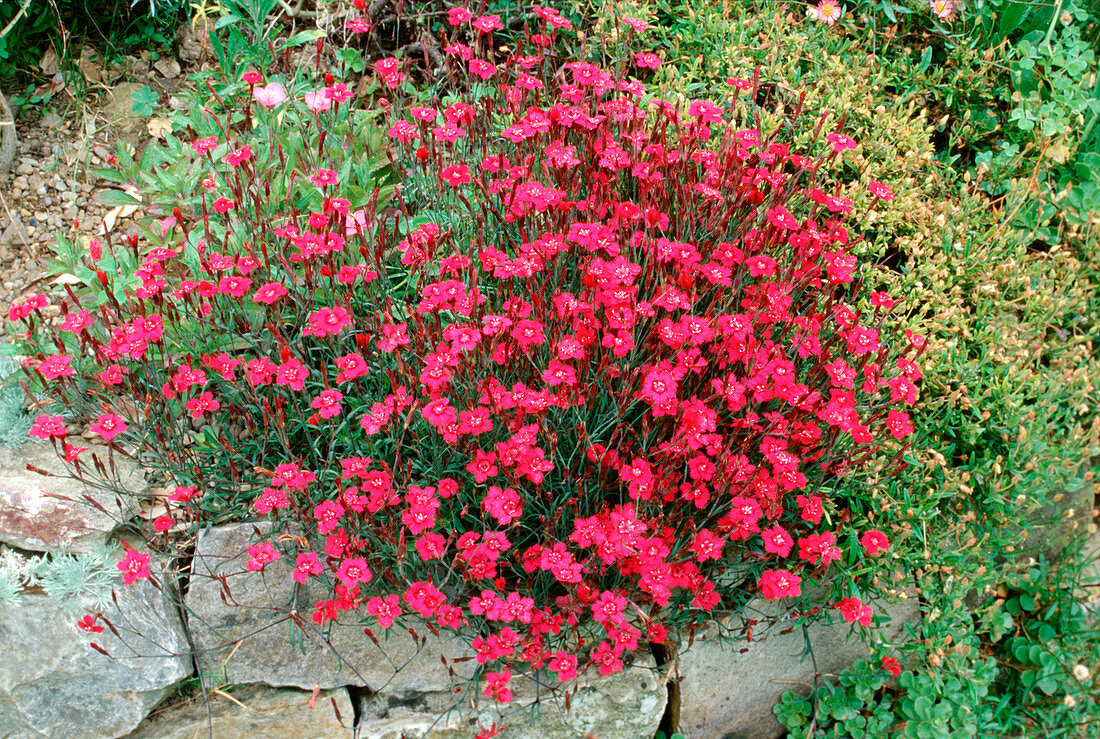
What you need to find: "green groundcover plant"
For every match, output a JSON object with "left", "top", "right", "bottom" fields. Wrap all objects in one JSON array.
[{"left": 11, "top": 4, "right": 927, "bottom": 729}]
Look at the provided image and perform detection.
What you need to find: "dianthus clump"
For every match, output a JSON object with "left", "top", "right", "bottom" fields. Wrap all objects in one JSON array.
[{"left": 13, "top": 3, "right": 921, "bottom": 707}]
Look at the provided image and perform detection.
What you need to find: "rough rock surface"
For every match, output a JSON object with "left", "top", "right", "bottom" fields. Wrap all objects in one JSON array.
[
  {"left": 123, "top": 684, "right": 354, "bottom": 739},
  {"left": 0, "top": 442, "right": 145, "bottom": 553},
  {"left": 1014, "top": 481, "right": 1095, "bottom": 562},
  {"left": 355, "top": 652, "right": 667, "bottom": 739},
  {"left": 101, "top": 82, "right": 149, "bottom": 129},
  {"left": 675, "top": 594, "right": 920, "bottom": 739},
  {"left": 186, "top": 523, "right": 470, "bottom": 691},
  {"left": 0, "top": 550, "right": 192, "bottom": 738}
]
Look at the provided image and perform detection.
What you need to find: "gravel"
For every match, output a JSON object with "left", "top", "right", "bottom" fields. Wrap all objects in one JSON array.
[{"left": 0, "top": 97, "right": 155, "bottom": 342}]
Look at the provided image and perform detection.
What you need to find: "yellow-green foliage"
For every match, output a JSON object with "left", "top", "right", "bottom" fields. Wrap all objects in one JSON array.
[{"left": 588, "top": 0, "right": 1099, "bottom": 546}]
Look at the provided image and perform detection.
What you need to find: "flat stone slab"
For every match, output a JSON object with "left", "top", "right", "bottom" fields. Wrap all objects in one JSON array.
[
  {"left": 0, "top": 442, "right": 145, "bottom": 553},
  {"left": 0, "top": 546, "right": 192, "bottom": 738},
  {"left": 355, "top": 652, "right": 667, "bottom": 739},
  {"left": 123, "top": 684, "right": 354, "bottom": 739},
  {"left": 675, "top": 594, "right": 920, "bottom": 738},
  {"left": 185, "top": 522, "right": 470, "bottom": 692}
]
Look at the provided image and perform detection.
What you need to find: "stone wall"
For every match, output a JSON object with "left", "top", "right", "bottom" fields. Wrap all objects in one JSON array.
[{"left": 0, "top": 441, "right": 933, "bottom": 738}]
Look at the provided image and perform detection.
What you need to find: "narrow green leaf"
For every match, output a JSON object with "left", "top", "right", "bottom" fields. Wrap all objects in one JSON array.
[{"left": 96, "top": 189, "right": 143, "bottom": 207}]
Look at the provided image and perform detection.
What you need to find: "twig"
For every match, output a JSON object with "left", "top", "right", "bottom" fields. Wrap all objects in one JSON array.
[
  {"left": 275, "top": 0, "right": 319, "bottom": 19},
  {"left": 1042, "top": 0, "right": 1066, "bottom": 50},
  {"left": 0, "top": 0, "right": 34, "bottom": 40}
]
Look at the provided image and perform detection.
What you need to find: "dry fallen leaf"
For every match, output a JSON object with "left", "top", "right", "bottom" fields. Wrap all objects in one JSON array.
[
  {"left": 147, "top": 117, "right": 173, "bottom": 138},
  {"left": 97, "top": 186, "right": 142, "bottom": 234},
  {"left": 79, "top": 46, "right": 106, "bottom": 84},
  {"left": 153, "top": 57, "right": 182, "bottom": 79},
  {"left": 39, "top": 45, "right": 59, "bottom": 75}
]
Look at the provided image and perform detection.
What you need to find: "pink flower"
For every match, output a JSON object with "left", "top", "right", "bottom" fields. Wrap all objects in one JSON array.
[
  {"left": 169, "top": 485, "right": 200, "bottom": 502},
  {"left": 304, "top": 306, "right": 352, "bottom": 337},
  {"left": 117, "top": 550, "right": 152, "bottom": 585},
  {"left": 868, "top": 180, "right": 895, "bottom": 201},
  {"left": 367, "top": 593, "right": 401, "bottom": 627},
  {"left": 387, "top": 120, "right": 420, "bottom": 143},
  {"left": 835, "top": 597, "right": 873, "bottom": 626},
  {"left": 224, "top": 145, "right": 253, "bottom": 167},
  {"left": 336, "top": 556, "right": 372, "bottom": 587},
  {"left": 326, "top": 83, "right": 352, "bottom": 103},
  {"left": 549, "top": 651, "right": 578, "bottom": 680},
  {"left": 246, "top": 542, "right": 282, "bottom": 572},
  {"left": 441, "top": 164, "right": 471, "bottom": 186},
  {"left": 99, "top": 364, "right": 125, "bottom": 385},
  {"left": 304, "top": 89, "right": 332, "bottom": 112},
  {"left": 809, "top": 0, "right": 844, "bottom": 24},
  {"left": 483, "top": 485, "right": 523, "bottom": 525},
  {"left": 484, "top": 669, "right": 513, "bottom": 703},
  {"left": 758, "top": 569, "right": 802, "bottom": 599},
  {"left": 29, "top": 413, "right": 66, "bottom": 442},
  {"left": 293, "top": 552, "right": 323, "bottom": 583},
  {"left": 930, "top": 0, "right": 954, "bottom": 21},
  {"left": 886, "top": 409, "right": 915, "bottom": 439},
  {"left": 346, "top": 17, "right": 371, "bottom": 33},
  {"left": 310, "top": 169, "right": 339, "bottom": 188},
  {"left": 416, "top": 532, "right": 447, "bottom": 560},
  {"left": 242, "top": 70, "right": 262, "bottom": 84},
  {"left": 89, "top": 413, "right": 127, "bottom": 442},
  {"left": 826, "top": 132, "right": 858, "bottom": 153},
  {"left": 276, "top": 358, "right": 308, "bottom": 390},
  {"left": 334, "top": 353, "right": 368, "bottom": 383},
  {"left": 252, "top": 282, "right": 288, "bottom": 305},
  {"left": 311, "top": 389, "right": 345, "bottom": 419},
  {"left": 797, "top": 532, "right": 842, "bottom": 566},
  {"left": 468, "top": 59, "right": 497, "bottom": 80},
  {"left": 185, "top": 391, "right": 220, "bottom": 419},
  {"left": 191, "top": 136, "right": 218, "bottom": 154},
  {"left": 447, "top": 6, "right": 472, "bottom": 24},
  {"left": 766, "top": 205, "right": 799, "bottom": 230},
  {"left": 375, "top": 57, "right": 404, "bottom": 90},
  {"left": 761, "top": 525, "right": 793, "bottom": 558},
  {"left": 253, "top": 82, "right": 287, "bottom": 107},
  {"left": 471, "top": 14, "right": 503, "bottom": 33},
  {"left": 77, "top": 614, "right": 104, "bottom": 633},
  {"left": 861, "top": 530, "right": 890, "bottom": 556},
  {"left": 39, "top": 354, "right": 74, "bottom": 380}
]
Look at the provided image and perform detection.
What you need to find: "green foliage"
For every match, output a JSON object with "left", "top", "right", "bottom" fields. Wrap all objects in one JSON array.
[
  {"left": 0, "top": 0, "right": 186, "bottom": 83},
  {"left": 0, "top": 357, "right": 39, "bottom": 449},
  {"left": 776, "top": 537, "right": 1100, "bottom": 738},
  {"left": 130, "top": 84, "right": 160, "bottom": 116},
  {"left": 0, "top": 542, "right": 121, "bottom": 612},
  {"left": 1008, "top": 18, "right": 1098, "bottom": 139}
]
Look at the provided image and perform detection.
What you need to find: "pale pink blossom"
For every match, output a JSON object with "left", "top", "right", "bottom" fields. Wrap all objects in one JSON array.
[
  {"left": 809, "top": 0, "right": 843, "bottom": 24},
  {"left": 304, "top": 89, "right": 332, "bottom": 112},
  {"left": 930, "top": 0, "right": 954, "bottom": 20},
  {"left": 253, "top": 82, "right": 287, "bottom": 107}
]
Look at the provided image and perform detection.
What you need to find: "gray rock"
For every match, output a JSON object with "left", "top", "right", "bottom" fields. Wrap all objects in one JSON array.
[
  {"left": 674, "top": 594, "right": 920, "bottom": 739},
  {"left": 102, "top": 82, "right": 149, "bottom": 128},
  {"left": 0, "top": 442, "right": 145, "bottom": 553},
  {"left": 1013, "top": 481, "right": 1094, "bottom": 563},
  {"left": 0, "top": 547, "right": 192, "bottom": 738},
  {"left": 355, "top": 653, "right": 667, "bottom": 739},
  {"left": 123, "top": 684, "right": 354, "bottom": 739},
  {"left": 185, "top": 523, "right": 470, "bottom": 692},
  {"left": 0, "top": 215, "right": 29, "bottom": 247}
]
